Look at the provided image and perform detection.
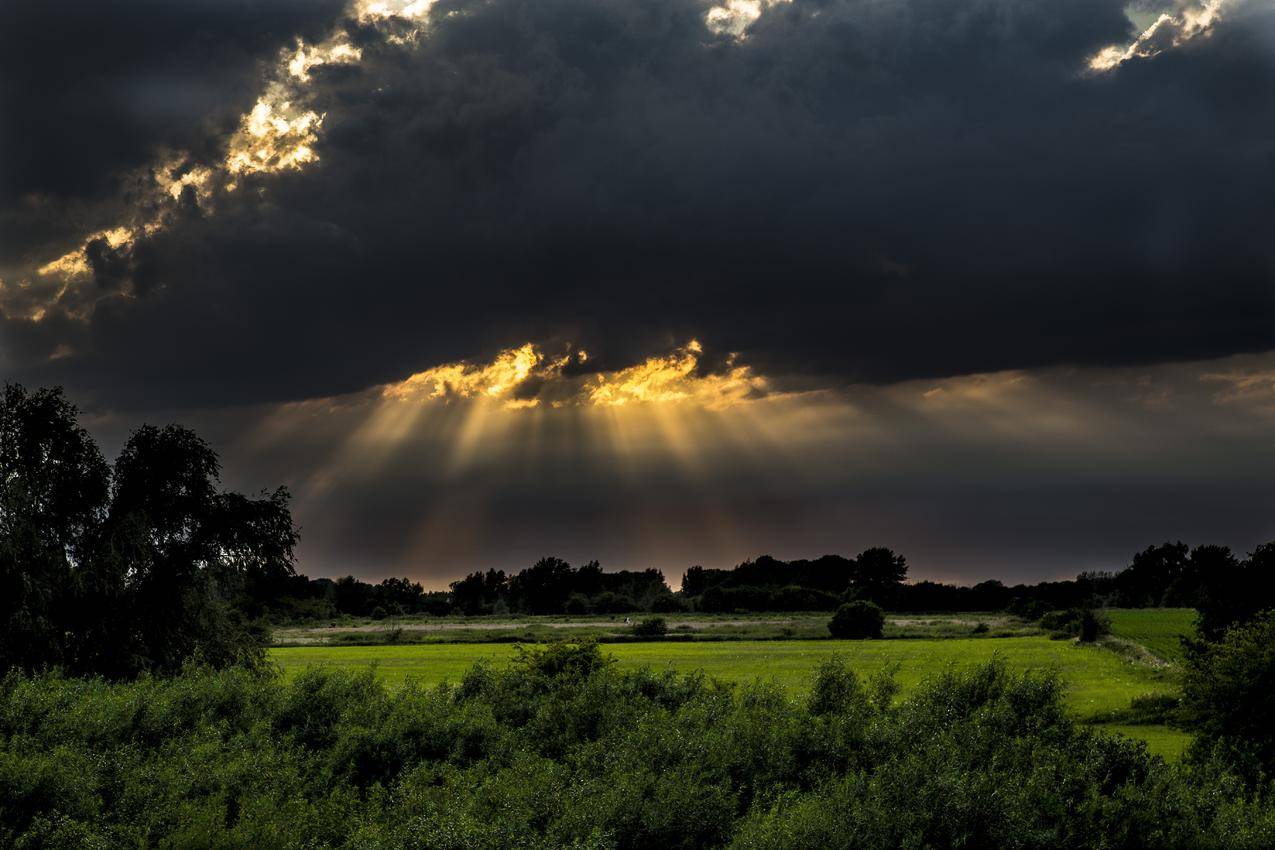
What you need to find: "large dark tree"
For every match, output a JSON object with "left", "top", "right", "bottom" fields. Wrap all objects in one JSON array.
[
  {"left": 0, "top": 384, "right": 300, "bottom": 678},
  {"left": 1115, "top": 542, "right": 1190, "bottom": 607},
  {"left": 449, "top": 568, "right": 508, "bottom": 615},
  {"left": 0, "top": 385, "right": 109, "bottom": 672},
  {"left": 1182, "top": 610, "right": 1275, "bottom": 786},
  {"left": 850, "top": 547, "right": 908, "bottom": 603},
  {"left": 510, "top": 556, "right": 576, "bottom": 614},
  {"left": 1180, "top": 545, "right": 1249, "bottom": 642}
]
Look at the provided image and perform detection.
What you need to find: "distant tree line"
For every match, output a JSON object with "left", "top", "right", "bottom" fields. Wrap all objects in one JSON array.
[
  {"left": 270, "top": 558, "right": 676, "bottom": 620},
  {"left": 676, "top": 543, "right": 1275, "bottom": 643},
  {"left": 259, "top": 538, "right": 1275, "bottom": 646}
]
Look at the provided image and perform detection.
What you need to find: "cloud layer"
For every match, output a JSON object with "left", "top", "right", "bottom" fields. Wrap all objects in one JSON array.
[
  {"left": 2, "top": 0, "right": 1273, "bottom": 583},
  {"left": 2, "top": 0, "right": 1273, "bottom": 408}
]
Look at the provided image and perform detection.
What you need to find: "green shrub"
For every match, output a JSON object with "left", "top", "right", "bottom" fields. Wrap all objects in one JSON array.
[
  {"left": 1039, "top": 607, "right": 1110, "bottom": 642},
  {"left": 1182, "top": 610, "right": 1275, "bottom": 785},
  {"left": 828, "top": 601, "right": 885, "bottom": 639},
  {"left": 632, "top": 617, "right": 668, "bottom": 637},
  {"left": 1039, "top": 608, "right": 1081, "bottom": 633},
  {"left": 1079, "top": 608, "right": 1111, "bottom": 643},
  {"left": 2, "top": 650, "right": 1274, "bottom": 848}
]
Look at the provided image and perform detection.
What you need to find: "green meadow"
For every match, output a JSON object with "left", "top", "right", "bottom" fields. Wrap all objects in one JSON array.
[
  {"left": 271, "top": 634, "right": 1190, "bottom": 758},
  {"left": 1107, "top": 607, "right": 1197, "bottom": 664}
]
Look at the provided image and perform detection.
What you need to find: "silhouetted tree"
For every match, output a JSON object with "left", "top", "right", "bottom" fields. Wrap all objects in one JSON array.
[
  {"left": 333, "top": 575, "right": 373, "bottom": 616},
  {"left": 1183, "top": 545, "right": 1246, "bottom": 641},
  {"left": 449, "top": 568, "right": 508, "bottom": 615},
  {"left": 680, "top": 565, "right": 723, "bottom": 597},
  {"left": 89, "top": 424, "right": 294, "bottom": 675},
  {"left": 850, "top": 547, "right": 908, "bottom": 603},
  {"left": 1116, "top": 542, "right": 1190, "bottom": 607},
  {"left": 509, "top": 556, "right": 575, "bottom": 614},
  {"left": 0, "top": 385, "right": 300, "bottom": 678},
  {"left": 0, "top": 385, "right": 109, "bottom": 672},
  {"left": 376, "top": 576, "right": 426, "bottom": 613}
]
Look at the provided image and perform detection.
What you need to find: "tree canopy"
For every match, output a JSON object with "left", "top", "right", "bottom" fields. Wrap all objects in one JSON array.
[{"left": 0, "top": 384, "right": 299, "bottom": 678}]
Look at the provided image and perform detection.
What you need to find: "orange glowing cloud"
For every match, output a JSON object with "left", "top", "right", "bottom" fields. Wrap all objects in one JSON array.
[{"left": 382, "top": 340, "right": 775, "bottom": 411}]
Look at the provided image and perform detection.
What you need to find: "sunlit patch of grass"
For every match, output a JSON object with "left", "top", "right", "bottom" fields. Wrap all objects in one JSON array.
[
  {"left": 271, "top": 611, "right": 1038, "bottom": 646},
  {"left": 1106, "top": 608, "right": 1197, "bottom": 664},
  {"left": 1090, "top": 723, "right": 1192, "bottom": 761},
  {"left": 270, "top": 636, "right": 1182, "bottom": 753}
]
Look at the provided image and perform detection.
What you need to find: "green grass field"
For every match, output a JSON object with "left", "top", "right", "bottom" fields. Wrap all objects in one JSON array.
[
  {"left": 271, "top": 611, "right": 1038, "bottom": 646},
  {"left": 270, "top": 635, "right": 1189, "bottom": 758},
  {"left": 1106, "top": 608, "right": 1197, "bottom": 664}
]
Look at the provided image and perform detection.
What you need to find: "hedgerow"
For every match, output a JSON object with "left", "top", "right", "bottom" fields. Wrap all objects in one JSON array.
[{"left": 1, "top": 643, "right": 1271, "bottom": 849}]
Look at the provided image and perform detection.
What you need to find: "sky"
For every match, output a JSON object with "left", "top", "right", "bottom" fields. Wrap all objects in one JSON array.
[{"left": 1, "top": 0, "right": 1273, "bottom": 588}]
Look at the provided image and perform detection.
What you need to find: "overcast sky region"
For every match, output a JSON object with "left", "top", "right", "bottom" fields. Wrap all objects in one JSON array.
[{"left": 2, "top": 0, "right": 1273, "bottom": 587}]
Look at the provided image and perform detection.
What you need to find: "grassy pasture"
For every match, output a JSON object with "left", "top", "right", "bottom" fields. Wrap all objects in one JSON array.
[
  {"left": 270, "top": 635, "right": 1189, "bottom": 758},
  {"left": 272, "top": 610, "right": 1037, "bottom": 646},
  {"left": 1106, "top": 608, "right": 1197, "bottom": 664}
]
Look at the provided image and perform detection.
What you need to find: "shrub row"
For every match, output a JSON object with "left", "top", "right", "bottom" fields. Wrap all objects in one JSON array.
[{"left": 1, "top": 645, "right": 1272, "bottom": 848}]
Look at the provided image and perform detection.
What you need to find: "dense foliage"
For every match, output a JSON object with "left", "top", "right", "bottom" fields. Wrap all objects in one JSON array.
[
  {"left": 0, "top": 385, "right": 299, "bottom": 678},
  {"left": 2, "top": 644, "right": 1273, "bottom": 849},
  {"left": 1182, "top": 610, "right": 1275, "bottom": 786}
]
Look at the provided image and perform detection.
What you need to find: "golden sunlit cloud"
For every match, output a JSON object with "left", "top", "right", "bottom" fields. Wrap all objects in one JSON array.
[
  {"left": 287, "top": 37, "right": 362, "bottom": 82},
  {"left": 5, "top": 0, "right": 437, "bottom": 330},
  {"left": 587, "top": 341, "right": 771, "bottom": 409},
  {"left": 225, "top": 94, "right": 324, "bottom": 176},
  {"left": 1087, "top": 0, "right": 1228, "bottom": 72},
  {"left": 382, "top": 340, "right": 775, "bottom": 411},
  {"left": 704, "top": 0, "right": 790, "bottom": 38},
  {"left": 7, "top": 0, "right": 785, "bottom": 331},
  {"left": 37, "top": 226, "right": 136, "bottom": 279},
  {"left": 384, "top": 343, "right": 573, "bottom": 408}
]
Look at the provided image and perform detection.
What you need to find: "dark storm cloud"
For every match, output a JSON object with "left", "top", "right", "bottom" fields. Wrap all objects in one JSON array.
[
  {"left": 0, "top": 0, "right": 347, "bottom": 259},
  {"left": 9, "top": 0, "right": 1275, "bottom": 408}
]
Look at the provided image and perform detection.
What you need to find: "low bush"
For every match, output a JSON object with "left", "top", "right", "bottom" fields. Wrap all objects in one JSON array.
[
  {"left": 1040, "top": 608, "right": 1082, "bottom": 633},
  {"left": 1079, "top": 608, "right": 1111, "bottom": 643},
  {"left": 1040, "top": 607, "right": 1111, "bottom": 642},
  {"left": 632, "top": 617, "right": 668, "bottom": 637},
  {"left": 828, "top": 601, "right": 885, "bottom": 639}
]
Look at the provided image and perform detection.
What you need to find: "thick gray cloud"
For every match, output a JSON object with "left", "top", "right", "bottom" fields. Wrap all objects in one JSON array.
[
  {"left": 10, "top": 0, "right": 1272, "bottom": 408},
  {"left": 3, "top": 0, "right": 1275, "bottom": 581},
  {"left": 0, "top": 0, "right": 347, "bottom": 202},
  {"left": 0, "top": 0, "right": 348, "bottom": 266}
]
